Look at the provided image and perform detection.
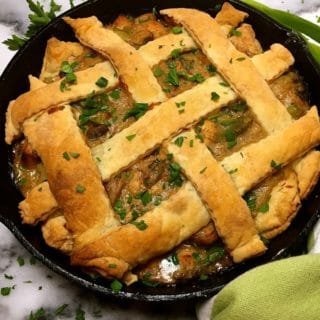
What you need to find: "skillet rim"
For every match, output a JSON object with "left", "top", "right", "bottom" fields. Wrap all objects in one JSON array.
[{"left": 0, "top": 0, "right": 320, "bottom": 302}]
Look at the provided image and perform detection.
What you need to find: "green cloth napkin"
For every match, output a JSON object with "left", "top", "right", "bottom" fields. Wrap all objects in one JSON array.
[{"left": 210, "top": 254, "right": 320, "bottom": 320}]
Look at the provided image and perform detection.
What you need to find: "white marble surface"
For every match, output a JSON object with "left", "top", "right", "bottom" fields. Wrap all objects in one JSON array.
[{"left": 0, "top": 0, "right": 319, "bottom": 319}]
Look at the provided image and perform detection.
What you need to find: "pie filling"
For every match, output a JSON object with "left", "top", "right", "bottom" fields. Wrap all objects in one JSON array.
[{"left": 9, "top": 3, "right": 320, "bottom": 287}]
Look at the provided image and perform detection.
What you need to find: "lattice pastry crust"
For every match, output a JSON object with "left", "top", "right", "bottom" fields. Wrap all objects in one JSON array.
[{"left": 6, "top": 3, "right": 320, "bottom": 284}]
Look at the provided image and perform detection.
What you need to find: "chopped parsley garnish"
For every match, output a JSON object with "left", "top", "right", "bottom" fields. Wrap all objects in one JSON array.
[
  {"left": 17, "top": 177, "right": 27, "bottom": 186},
  {"left": 211, "top": 91, "right": 220, "bottom": 101},
  {"left": 170, "top": 253, "right": 179, "bottom": 265},
  {"left": 224, "top": 129, "right": 236, "bottom": 142},
  {"left": 258, "top": 202, "right": 270, "bottom": 213},
  {"left": 227, "top": 140, "right": 237, "bottom": 149},
  {"left": 60, "top": 60, "right": 78, "bottom": 74},
  {"left": 108, "top": 263, "right": 117, "bottom": 269},
  {"left": 230, "top": 101, "right": 247, "bottom": 112},
  {"left": 195, "top": 133, "right": 204, "bottom": 142},
  {"left": 153, "top": 67, "right": 164, "bottom": 77},
  {"left": 110, "top": 279, "right": 123, "bottom": 293},
  {"left": 171, "top": 48, "right": 182, "bottom": 58},
  {"left": 75, "top": 184, "right": 86, "bottom": 193},
  {"left": 260, "top": 235, "right": 270, "bottom": 246},
  {"left": 63, "top": 151, "right": 70, "bottom": 160},
  {"left": 229, "top": 27, "right": 242, "bottom": 37},
  {"left": 192, "top": 252, "right": 201, "bottom": 262},
  {"left": 127, "top": 194, "right": 133, "bottom": 204},
  {"left": 84, "top": 52, "right": 96, "bottom": 58},
  {"left": 224, "top": 129, "right": 237, "bottom": 149},
  {"left": 114, "top": 199, "right": 127, "bottom": 221},
  {"left": 141, "top": 272, "right": 159, "bottom": 287},
  {"left": 123, "top": 102, "right": 149, "bottom": 120},
  {"left": 271, "top": 159, "right": 282, "bottom": 170},
  {"left": 167, "top": 153, "right": 174, "bottom": 161},
  {"left": 199, "top": 167, "right": 207, "bottom": 174},
  {"left": 135, "top": 190, "right": 152, "bottom": 205},
  {"left": 236, "top": 57, "right": 246, "bottom": 61},
  {"left": 206, "top": 245, "right": 225, "bottom": 263},
  {"left": 207, "top": 64, "right": 217, "bottom": 75},
  {"left": 189, "top": 139, "right": 194, "bottom": 147},
  {"left": 54, "top": 304, "right": 69, "bottom": 316},
  {"left": 126, "top": 134, "right": 136, "bottom": 141},
  {"left": 244, "top": 191, "right": 257, "bottom": 212},
  {"left": 199, "top": 274, "right": 209, "bottom": 281},
  {"left": 169, "top": 162, "right": 183, "bottom": 187},
  {"left": 213, "top": 3, "right": 222, "bottom": 12},
  {"left": 167, "top": 67, "right": 180, "bottom": 86},
  {"left": 63, "top": 151, "right": 80, "bottom": 160},
  {"left": 130, "top": 220, "right": 148, "bottom": 230},
  {"left": 153, "top": 196, "right": 162, "bottom": 206},
  {"left": 219, "top": 81, "right": 230, "bottom": 87},
  {"left": 110, "top": 89, "right": 120, "bottom": 99},
  {"left": 17, "top": 256, "right": 25, "bottom": 267},
  {"left": 28, "top": 307, "right": 46, "bottom": 320},
  {"left": 30, "top": 256, "right": 37, "bottom": 265},
  {"left": 4, "top": 274, "right": 13, "bottom": 280},
  {"left": 75, "top": 306, "right": 85, "bottom": 320},
  {"left": 174, "top": 136, "right": 185, "bottom": 147},
  {"left": 176, "top": 101, "right": 186, "bottom": 108},
  {"left": 172, "top": 26, "right": 183, "bottom": 34},
  {"left": 1, "top": 287, "right": 11, "bottom": 296},
  {"left": 77, "top": 91, "right": 111, "bottom": 128},
  {"left": 228, "top": 168, "right": 238, "bottom": 174},
  {"left": 59, "top": 61, "right": 79, "bottom": 92},
  {"left": 189, "top": 73, "right": 205, "bottom": 83},
  {"left": 70, "top": 152, "right": 80, "bottom": 159},
  {"left": 95, "top": 77, "right": 108, "bottom": 88}
]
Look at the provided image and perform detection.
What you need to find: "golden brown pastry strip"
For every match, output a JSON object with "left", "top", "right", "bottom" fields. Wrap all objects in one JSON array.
[
  {"left": 42, "top": 215, "right": 74, "bottom": 254},
  {"left": 139, "top": 32, "right": 293, "bottom": 79},
  {"left": 71, "top": 182, "right": 211, "bottom": 278},
  {"left": 215, "top": 2, "right": 249, "bottom": 27},
  {"left": 168, "top": 130, "right": 266, "bottom": 262},
  {"left": 293, "top": 150, "right": 320, "bottom": 198},
  {"left": 6, "top": 61, "right": 117, "bottom": 144},
  {"left": 160, "top": 8, "right": 292, "bottom": 133},
  {"left": 19, "top": 182, "right": 58, "bottom": 225},
  {"left": 23, "top": 105, "right": 118, "bottom": 235},
  {"left": 138, "top": 30, "right": 197, "bottom": 67},
  {"left": 92, "top": 76, "right": 237, "bottom": 181},
  {"left": 221, "top": 107, "right": 320, "bottom": 195},
  {"left": 40, "top": 37, "right": 104, "bottom": 82},
  {"left": 252, "top": 44, "right": 295, "bottom": 81},
  {"left": 64, "top": 16, "right": 166, "bottom": 104},
  {"left": 254, "top": 168, "right": 300, "bottom": 240}
]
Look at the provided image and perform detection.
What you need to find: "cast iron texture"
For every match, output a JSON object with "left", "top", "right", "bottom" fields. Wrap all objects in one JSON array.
[{"left": 0, "top": 0, "right": 320, "bottom": 302}]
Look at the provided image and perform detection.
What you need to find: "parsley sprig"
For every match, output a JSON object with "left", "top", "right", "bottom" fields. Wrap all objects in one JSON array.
[{"left": 3, "top": 0, "right": 62, "bottom": 51}]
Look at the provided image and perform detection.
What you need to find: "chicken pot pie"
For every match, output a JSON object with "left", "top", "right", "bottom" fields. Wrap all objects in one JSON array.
[{"left": 6, "top": 3, "right": 320, "bottom": 286}]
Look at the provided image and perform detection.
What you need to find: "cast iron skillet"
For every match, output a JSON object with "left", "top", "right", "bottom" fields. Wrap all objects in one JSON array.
[{"left": 1, "top": 0, "right": 320, "bottom": 302}]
